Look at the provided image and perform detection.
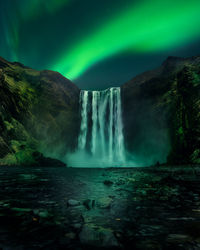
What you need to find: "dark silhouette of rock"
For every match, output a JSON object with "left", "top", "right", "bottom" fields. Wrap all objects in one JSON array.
[
  {"left": 67, "top": 199, "right": 80, "bottom": 206},
  {"left": 32, "top": 151, "right": 66, "bottom": 167},
  {"left": 79, "top": 224, "right": 119, "bottom": 248},
  {"left": 121, "top": 55, "right": 200, "bottom": 165},
  {"left": 103, "top": 180, "right": 113, "bottom": 186}
]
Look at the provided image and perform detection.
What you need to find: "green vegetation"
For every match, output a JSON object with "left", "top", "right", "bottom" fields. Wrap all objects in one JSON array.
[{"left": 0, "top": 57, "right": 79, "bottom": 166}]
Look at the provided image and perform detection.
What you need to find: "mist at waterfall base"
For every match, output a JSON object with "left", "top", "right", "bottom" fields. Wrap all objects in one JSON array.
[{"left": 66, "top": 87, "right": 168, "bottom": 168}]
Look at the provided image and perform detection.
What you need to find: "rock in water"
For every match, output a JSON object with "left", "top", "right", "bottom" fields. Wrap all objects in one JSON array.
[
  {"left": 67, "top": 199, "right": 80, "bottom": 206},
  {"left": 103, "top": 180, "right": 113, "bottom": 186},
  {"left": 79, "top": 224, "right": 119, "bottom": 248},
  {"left": 97, "top": 197, "right": 113, "bottom": 209}
]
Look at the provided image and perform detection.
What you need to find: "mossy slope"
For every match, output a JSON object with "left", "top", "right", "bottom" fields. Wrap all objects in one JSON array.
[{"left": 0, "top": 57, "right": 80, "bottom": 166}]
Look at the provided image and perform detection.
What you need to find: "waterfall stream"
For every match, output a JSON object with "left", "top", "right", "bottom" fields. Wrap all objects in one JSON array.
[
  {"left": 71, "top": 87, "right": 125, "bottom": 167},
  {"left": 69, "top": 87, "right": 125, "bottom": 167}
]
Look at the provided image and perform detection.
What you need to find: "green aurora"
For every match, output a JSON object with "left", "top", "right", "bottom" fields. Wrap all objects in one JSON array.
[
  {"left": 53, "top": 0, "right": 200, "bottom": 80},
  {"left": 1, "top": 0, "right": 200, "bottom": 88}
]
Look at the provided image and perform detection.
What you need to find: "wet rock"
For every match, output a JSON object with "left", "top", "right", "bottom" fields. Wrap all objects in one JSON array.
[
  {"left": 11, "top": 207, "right": 32, "bottom": 213},
  {"left": 19, "top": 174, "right": 37, "bottom": 180},
  {"left": 136, "top": 239, "right": 162, "bottom": 250},
  {"left": 92, "top": 200, "right": 95, "bottom": 208},
  {"left": 33, "top": 209, "right": 50, "bottom": 218},
  {"left": 1, "top": 203, "right": 10, "bottom": 208},
  {"left": 38, "top": 210, "right": 50, "bottom": 218},
  {"left": 167, "top": 217, "right": 195, "bottom": 221},
  {"left": 65, "top": 232, "right": 76, "bottom": 240},
  {"left": 103, "top": 180, "right": 113, "bottom": 186},
  {"left": 83, "top": 199, "right": 95, "bottom": 210},
  {"left": 83, "top": 199, "right": 91, "bottom": 210},
  {"left": 72, "top": 223, "right": 82, "bottom": 230},
  {"left": 97, "top": 197, "right": 113, "bottom": 209},
  {"left": 167, "top": 234, "right": 192, "bottom": 243},
  {"left": 139, "top": 224, "right": 165, "bottom": 236},
  {"left": 116, "top": 179, "right": 126, "bottom": 185},
  {"left": 32, "top": 151, "right": 66, "bottom": 167},
  {"left": 68, "top": 210, "right": 84, "bottom": 225},
  {"left": 68, "top": 199, "right": 80, "bottom": 206},
  {"left": 79, "top": 224, "right": 119, "bottom": 248}
]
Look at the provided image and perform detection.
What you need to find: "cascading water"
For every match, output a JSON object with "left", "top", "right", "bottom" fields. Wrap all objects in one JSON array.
[
  {"left": 69, "top": 87, "right": 126, "bottom": 167},
  {"left": 78, "top": 91, "right": 89, "bottom": 149}
]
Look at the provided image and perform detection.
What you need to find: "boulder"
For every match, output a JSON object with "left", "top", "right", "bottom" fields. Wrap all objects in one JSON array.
[
  {"left": 67, "top": 199, "right": 80, "bottom": 206},
  {"left": 97, "top": 197, "right": 113, "bottom": 209},
  {"left": 79, "top": 224, "right": 119, "bottom": 248}
]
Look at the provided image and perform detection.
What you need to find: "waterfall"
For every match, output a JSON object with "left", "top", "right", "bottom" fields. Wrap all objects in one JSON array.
[
  {"left": 76, "top": 87, "right": 125, "bottom": 167},
  {"left": 78, "top": 90, "right": 88, "bottom": 149},
  {"left": 91, "top": 91, "right": 99, "bottom": 154}
]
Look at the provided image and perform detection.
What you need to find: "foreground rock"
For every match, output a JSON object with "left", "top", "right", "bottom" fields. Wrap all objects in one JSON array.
[
  {"left": 79, "top": 224, "right": 119, "bottom": 248},
  {"left": 68, "top": 199, "right": 80, "bottom": 206},
  {"left": 32, "top": 151, "right": 66, "bottom": 167},
  {"left": 0, "top": 166, "right": 200, "bottom": 249}
]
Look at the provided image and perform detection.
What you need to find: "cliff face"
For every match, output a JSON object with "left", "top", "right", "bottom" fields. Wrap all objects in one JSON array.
[
  {"left": 121, "top": 56, "right": 200, "bottom": 165},
  {"left": 1, "top": 55, "right": 200, "bottom": 166},
  {"left": 0, "top": 57, "right": 80, "bottom": 165}
]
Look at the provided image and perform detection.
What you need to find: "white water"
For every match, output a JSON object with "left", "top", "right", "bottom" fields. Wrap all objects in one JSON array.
[
  {"left": 78, "top": 90, "right": 88, "bottom": 149},
  {"left": 68, "top": 87, "right": 126, "bottom": 167}
]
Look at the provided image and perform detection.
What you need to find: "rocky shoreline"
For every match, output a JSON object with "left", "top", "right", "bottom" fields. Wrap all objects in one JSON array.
[{"left": 0, "top": 166, "right": 200, "bottom": 249}]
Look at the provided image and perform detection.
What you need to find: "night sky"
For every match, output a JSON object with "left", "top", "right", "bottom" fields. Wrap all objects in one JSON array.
[{"left": 1, "top": 0, "right": 200, "bottom": 90}]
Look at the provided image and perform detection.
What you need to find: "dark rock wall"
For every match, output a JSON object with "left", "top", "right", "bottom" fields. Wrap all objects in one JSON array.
[
  {"left": 168, "top": 65, "right": 200, "bottom": 164},
  {"left": 121, "top": 56, "right": 200, "bottom": 165}
]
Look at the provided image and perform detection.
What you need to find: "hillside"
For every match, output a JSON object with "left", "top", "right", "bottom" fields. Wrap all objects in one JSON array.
[
  {"left": 122, "top": 56, "right": 200, "bottom": 165},
  {"left": 0, "top": 57, "right": 80, "bottom": 166}
]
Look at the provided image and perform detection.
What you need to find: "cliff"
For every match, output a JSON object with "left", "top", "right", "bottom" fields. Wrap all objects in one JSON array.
[
  {"left": 1, "top": 55, "right": 200, "bottom": 167},
  {"left": 0, "top": 57, "right": 80, "bottom": 166},
  {"left": 121, "top": 56, "right": 200, "bottom": 165}
]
